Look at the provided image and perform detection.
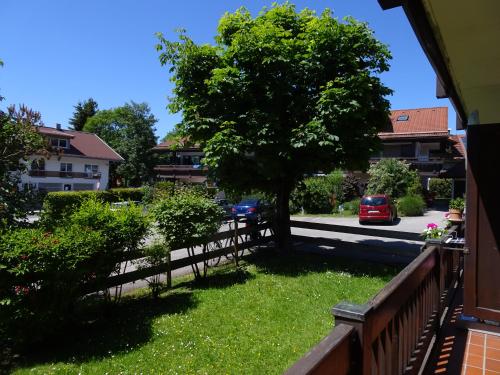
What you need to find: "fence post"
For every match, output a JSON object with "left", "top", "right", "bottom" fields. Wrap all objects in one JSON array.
[
  {"left": 166, "top": 251, "right": 172, "bottom": 288},
  {"left": 233, "top": 219, "right": 239, "bottom": 267}
]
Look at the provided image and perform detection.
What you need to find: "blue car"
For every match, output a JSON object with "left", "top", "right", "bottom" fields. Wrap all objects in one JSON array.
[{"left": 231, "top": 198, "right": 270, "bottom": 222}]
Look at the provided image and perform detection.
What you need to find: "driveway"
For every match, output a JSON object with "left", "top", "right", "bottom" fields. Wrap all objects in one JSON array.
[{"left": 290, "top": 210, "right": 447, "bottom": 263}]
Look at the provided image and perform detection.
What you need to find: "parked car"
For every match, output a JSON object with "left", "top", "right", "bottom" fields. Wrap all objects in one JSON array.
[
  {"left": 231, "top": 198, "right": 271, "bottom": 222},
  {"left": 359, "top": 194, "right": 397, "bottom": 224}
]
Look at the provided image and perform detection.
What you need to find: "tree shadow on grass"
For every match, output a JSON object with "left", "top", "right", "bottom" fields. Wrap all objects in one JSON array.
[
  {"left": 174, "top": 265, "right": 255, "bottom": 291},
  {"left": 10, "top": 290, "right": 196, "bottom": 372},
  {"left": 243, "top": 247, "right": 401, "bottom": 282}
]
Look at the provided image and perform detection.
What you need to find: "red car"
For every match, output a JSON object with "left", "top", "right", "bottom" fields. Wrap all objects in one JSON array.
[{"left": 359, "top": 194, "right": 397, "bottom": 224}]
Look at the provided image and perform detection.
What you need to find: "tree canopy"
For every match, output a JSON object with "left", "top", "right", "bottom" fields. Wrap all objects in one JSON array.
[
  {"left": 0, "top": 105, "right": 46, "bottom": 228},
  {"left": 69, "top": 98, "right": 98, "bottom": 131},
  {"left": 83, "top": 102, "right": 158, "bottom": 186},
  {"left": 366, "top": 158, "right": 421, "bottom": 198},
  {"left": 157, "top": 3, "right": 392, "bottom": 248}
]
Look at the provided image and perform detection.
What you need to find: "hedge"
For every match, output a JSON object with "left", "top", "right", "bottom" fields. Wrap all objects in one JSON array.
[
  {"left": 429, "top": 178, "right": 452, "bottom": 198},
  {"left": 41, "top": 188, "right": 144, "bottom": 227},
  {"left": 397, "top": 195, "right": 425, "bottom": 216}
]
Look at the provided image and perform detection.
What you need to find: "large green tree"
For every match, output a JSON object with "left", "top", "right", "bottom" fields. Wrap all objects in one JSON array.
[
  {"left": 83, "top": 101, "right": 158, "bottom": 186},
  {"left": 157, "top": 4, "right": 392, "bottom": 249},
  {"left": 69, "top": 98, "right": 98, "bottom": 131},
  {"left": 0, "top": 105, "right": 46, "bottom": 228}
]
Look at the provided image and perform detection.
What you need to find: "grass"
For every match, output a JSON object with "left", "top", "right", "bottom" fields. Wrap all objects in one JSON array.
[{"left": 11, "top": 250, "right": 400, "bottom": 374}]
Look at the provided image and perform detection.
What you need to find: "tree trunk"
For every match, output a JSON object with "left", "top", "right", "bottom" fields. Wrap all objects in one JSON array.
[{"left": 275, "top": 183, "right": 292, "bottom": 251}]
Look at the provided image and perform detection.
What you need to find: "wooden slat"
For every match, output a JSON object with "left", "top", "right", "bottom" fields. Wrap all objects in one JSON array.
[
  {"left": 284, "top": 324, "right": 356, "bottom": 375},
  {"left": 290, "top": 220, "right": 423, "bottom": 242}
]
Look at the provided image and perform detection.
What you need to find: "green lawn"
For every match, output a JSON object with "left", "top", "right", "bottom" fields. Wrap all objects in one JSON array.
[{"left": 12, "top": 250, "right": 399, "bottom": 374}]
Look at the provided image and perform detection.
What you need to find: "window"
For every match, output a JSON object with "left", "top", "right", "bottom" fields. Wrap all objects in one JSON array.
[
  {"left": 84, "top": 164, "right": 99, "bottom": 174},
  {"left": 51, "top": 138, "right": 69, "bottom": 148},
  {"left": 397, "top": 115, "right": 409, "bottom": 121},
  {"left": 60, "top": 163, "right": 72, "bottom": 172}
]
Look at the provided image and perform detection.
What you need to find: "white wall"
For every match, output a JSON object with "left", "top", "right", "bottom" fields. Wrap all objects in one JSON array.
[{"left": 19, "top": 155, "right": 110, "bottom": 191}]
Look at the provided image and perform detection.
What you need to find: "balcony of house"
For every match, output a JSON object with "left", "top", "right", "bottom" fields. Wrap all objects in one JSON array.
[
  {"left": 28, "top": 170, "right": 102, "bottom": 179},
  {"left": 285, "top": 222, "right": 499, "bottom": 374}
]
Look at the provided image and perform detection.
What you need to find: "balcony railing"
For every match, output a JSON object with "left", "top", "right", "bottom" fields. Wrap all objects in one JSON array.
[
  {"left": 286, "top": 224, "right": 464, "bottom": 375},
  {"left": 154, "top": 164, "right": 208, "bottom": 177},
  {"left": 28, "top": 170, "right": 101, "bottom": 179}
]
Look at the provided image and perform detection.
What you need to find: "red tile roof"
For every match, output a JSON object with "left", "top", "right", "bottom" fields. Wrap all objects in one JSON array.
[
  {"left": 379, "top": 107, "right": 449, "bottom": 139},
  {"left": 449, "top": 134, "right": 466, "bottom": 158},
  {"left": 36, "top": 126, "right": 124, "bottom": 161}
]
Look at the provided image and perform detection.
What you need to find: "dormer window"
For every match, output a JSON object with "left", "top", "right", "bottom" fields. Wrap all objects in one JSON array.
[
  {"left": 397, "top": 115, "right": 409, "bottom": 121},
  {"left": 51, "top": 138, "right": 69, "bottom": 148}
]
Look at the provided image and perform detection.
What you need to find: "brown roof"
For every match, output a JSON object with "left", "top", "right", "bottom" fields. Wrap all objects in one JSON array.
[
  {"left": 379, "top": 107, "right": 449, "bottom": 139},
  {"left": 449, "top": 134, "right": 466, "bottom": 158},
  {"left": 37, "top": 126, "right": 124, "bottom": 161}
]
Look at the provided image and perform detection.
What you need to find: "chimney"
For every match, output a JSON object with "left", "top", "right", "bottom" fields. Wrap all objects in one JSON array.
[{"left": 56, "top": 123, "right": 62, "bottom": 130}]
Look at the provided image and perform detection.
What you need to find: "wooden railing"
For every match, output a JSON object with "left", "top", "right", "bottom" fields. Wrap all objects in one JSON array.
[
  {"left": 81, "top": 221, "right": 274, "bottom": 295},
  {"left": 286, "top": 225, "right": 464, "bottom": 375}
]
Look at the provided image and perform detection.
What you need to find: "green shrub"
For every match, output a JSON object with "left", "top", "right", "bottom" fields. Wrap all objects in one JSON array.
[
  {"left": 428, "top": 178, "right": 452, "bottom": 198},
  {"left": 343, "top": 198, "right": 361, "bottom": 215},
  {"left": 41, "top": 188, "right": 144, "bottom": 227},
  {"left": 0, "top": 199, "right": 149, "bottom": 345},
  {"left": 153, "top": 190, "right": 223, "bottom": 250},
  {"left": 341, "top": 175, "right": 360, "bottom": 202},
  {"left": 367, "top": 159, "right": 422, "bottom": 198},
  {"left": 397, "top": 195, "right": 425, "bottom": 216},
  {"left": 449, "top": 197, "right": 465, "bottom": 211},
  {"left": 291, "top": 171, "right": 344, "bottom": 214}
]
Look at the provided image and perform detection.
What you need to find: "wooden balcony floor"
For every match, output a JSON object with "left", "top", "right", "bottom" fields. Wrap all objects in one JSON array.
[{"left": 424, "top": 283, "right": 500, "bottom": 375}]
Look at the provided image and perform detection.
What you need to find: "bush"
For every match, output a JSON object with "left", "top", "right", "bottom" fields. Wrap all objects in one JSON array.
[
  {"left": 343, "top": 198, "right": 361, "bottom": 215},
  {"left": 290, "top": 171, "right": 344, "bottom": 214},
  {"left": 367, "top": 159, "right": 421, "bottom": 198},
  {"left": 153, "top": 190, "right": 224, "bottom": 250},
  {"left": 397, "top": 195, "right": 425, "bottom": 216},
  {"left": 341, "top": 175, "right": 360, "bottom": 202},
  {"left": 41, "top": 188, "right": 144, "bottom": 227},
  {"left": 429, "top": 178, "right": 452, "bottom": 198},
  {"left": 0, "top": 199, "right": 149, "bottom": 345}
]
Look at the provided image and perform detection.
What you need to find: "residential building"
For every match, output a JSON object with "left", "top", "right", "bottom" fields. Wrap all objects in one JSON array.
[
  {"left": 20, "top": 124, "right": 123, "bottom": 192},
  {"left": 152, "top": 139, "right": 208, "bottom": 184}
]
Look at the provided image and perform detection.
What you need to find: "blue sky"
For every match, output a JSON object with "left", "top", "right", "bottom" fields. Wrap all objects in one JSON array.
[{"left": 0, "top": 0, "right": 457, "bottom": 139}]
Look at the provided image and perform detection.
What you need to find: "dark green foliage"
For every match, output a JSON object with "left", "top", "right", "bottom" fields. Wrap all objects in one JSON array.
[
  {"left": 156, "top": 3, "right": 392, "bottom": 248},
  {"left": 69, "top": 98, "right": 98, "bottom": 131},
  {"left": 449, "top": 197, "right": 465, "bottom": 211},
  {"left": 367, "top": 159, "right": 422, "bottom": 198},
  {"left": 0, "top": 200, "right": 149, "bottom": 345},
  {"left": 40, "top": 188, "right": 145, "bottom": 227},
  {"left": 83, "top": 102, "right": 158, "bottom": 186},
  {"left": 0, "top": 105, "right": 46, "bottom": 229},
  {"left": 397, "top": 195, "right": 425, "bottom": 216},
  {"left": 153, "top": 190, "right": 224, "bottom": 250},
  {"left": 429, "top": 178, "right": 452, "bottom": 198},
  {"left": 290, "top": 171, "right": 344, "bottom": 214},
  {"left": 343, "top": 198, "right": 361, "bottom": 215},
  {"left": 341, "top": 175, "right": 360, "bottom": 202}
]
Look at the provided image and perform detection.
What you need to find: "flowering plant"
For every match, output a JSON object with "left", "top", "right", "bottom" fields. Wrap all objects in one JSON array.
[{"left": 422, "top": 223, "right": 445, "bottom": 239}]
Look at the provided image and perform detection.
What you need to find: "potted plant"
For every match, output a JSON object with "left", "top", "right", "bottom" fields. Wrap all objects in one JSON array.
[
  {"left": 422, "top": 222, "right": 446, "bottom": 242},
  {"left": 448, "top": 197, "right": 465, "bottom": 222}
]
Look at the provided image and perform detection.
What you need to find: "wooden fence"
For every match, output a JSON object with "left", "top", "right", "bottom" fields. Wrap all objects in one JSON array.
[
  {"left": 286, "top": 224, "right": 464, "bottom": 375},
  {"left": 81, "top": 221, "right": 274, "bottom": 295}
]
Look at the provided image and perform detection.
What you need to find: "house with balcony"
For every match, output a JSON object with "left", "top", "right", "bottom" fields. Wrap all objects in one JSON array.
[
  {"left": 287, "top": 1, "right": 500, "bottom": 374},
  {"left": 20, "top": 124, "right": 123, "bottom": 192},
  {"left": 152, "top": 139, "right": 208, "bottom": 184},
  {"left": 356, "top": 106, "right": 466, "bottom": 197}
]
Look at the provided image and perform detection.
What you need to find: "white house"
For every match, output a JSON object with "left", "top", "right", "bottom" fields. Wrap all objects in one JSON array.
[{"left": 20, "top": 124, "right": 123, "bottom": 192}]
